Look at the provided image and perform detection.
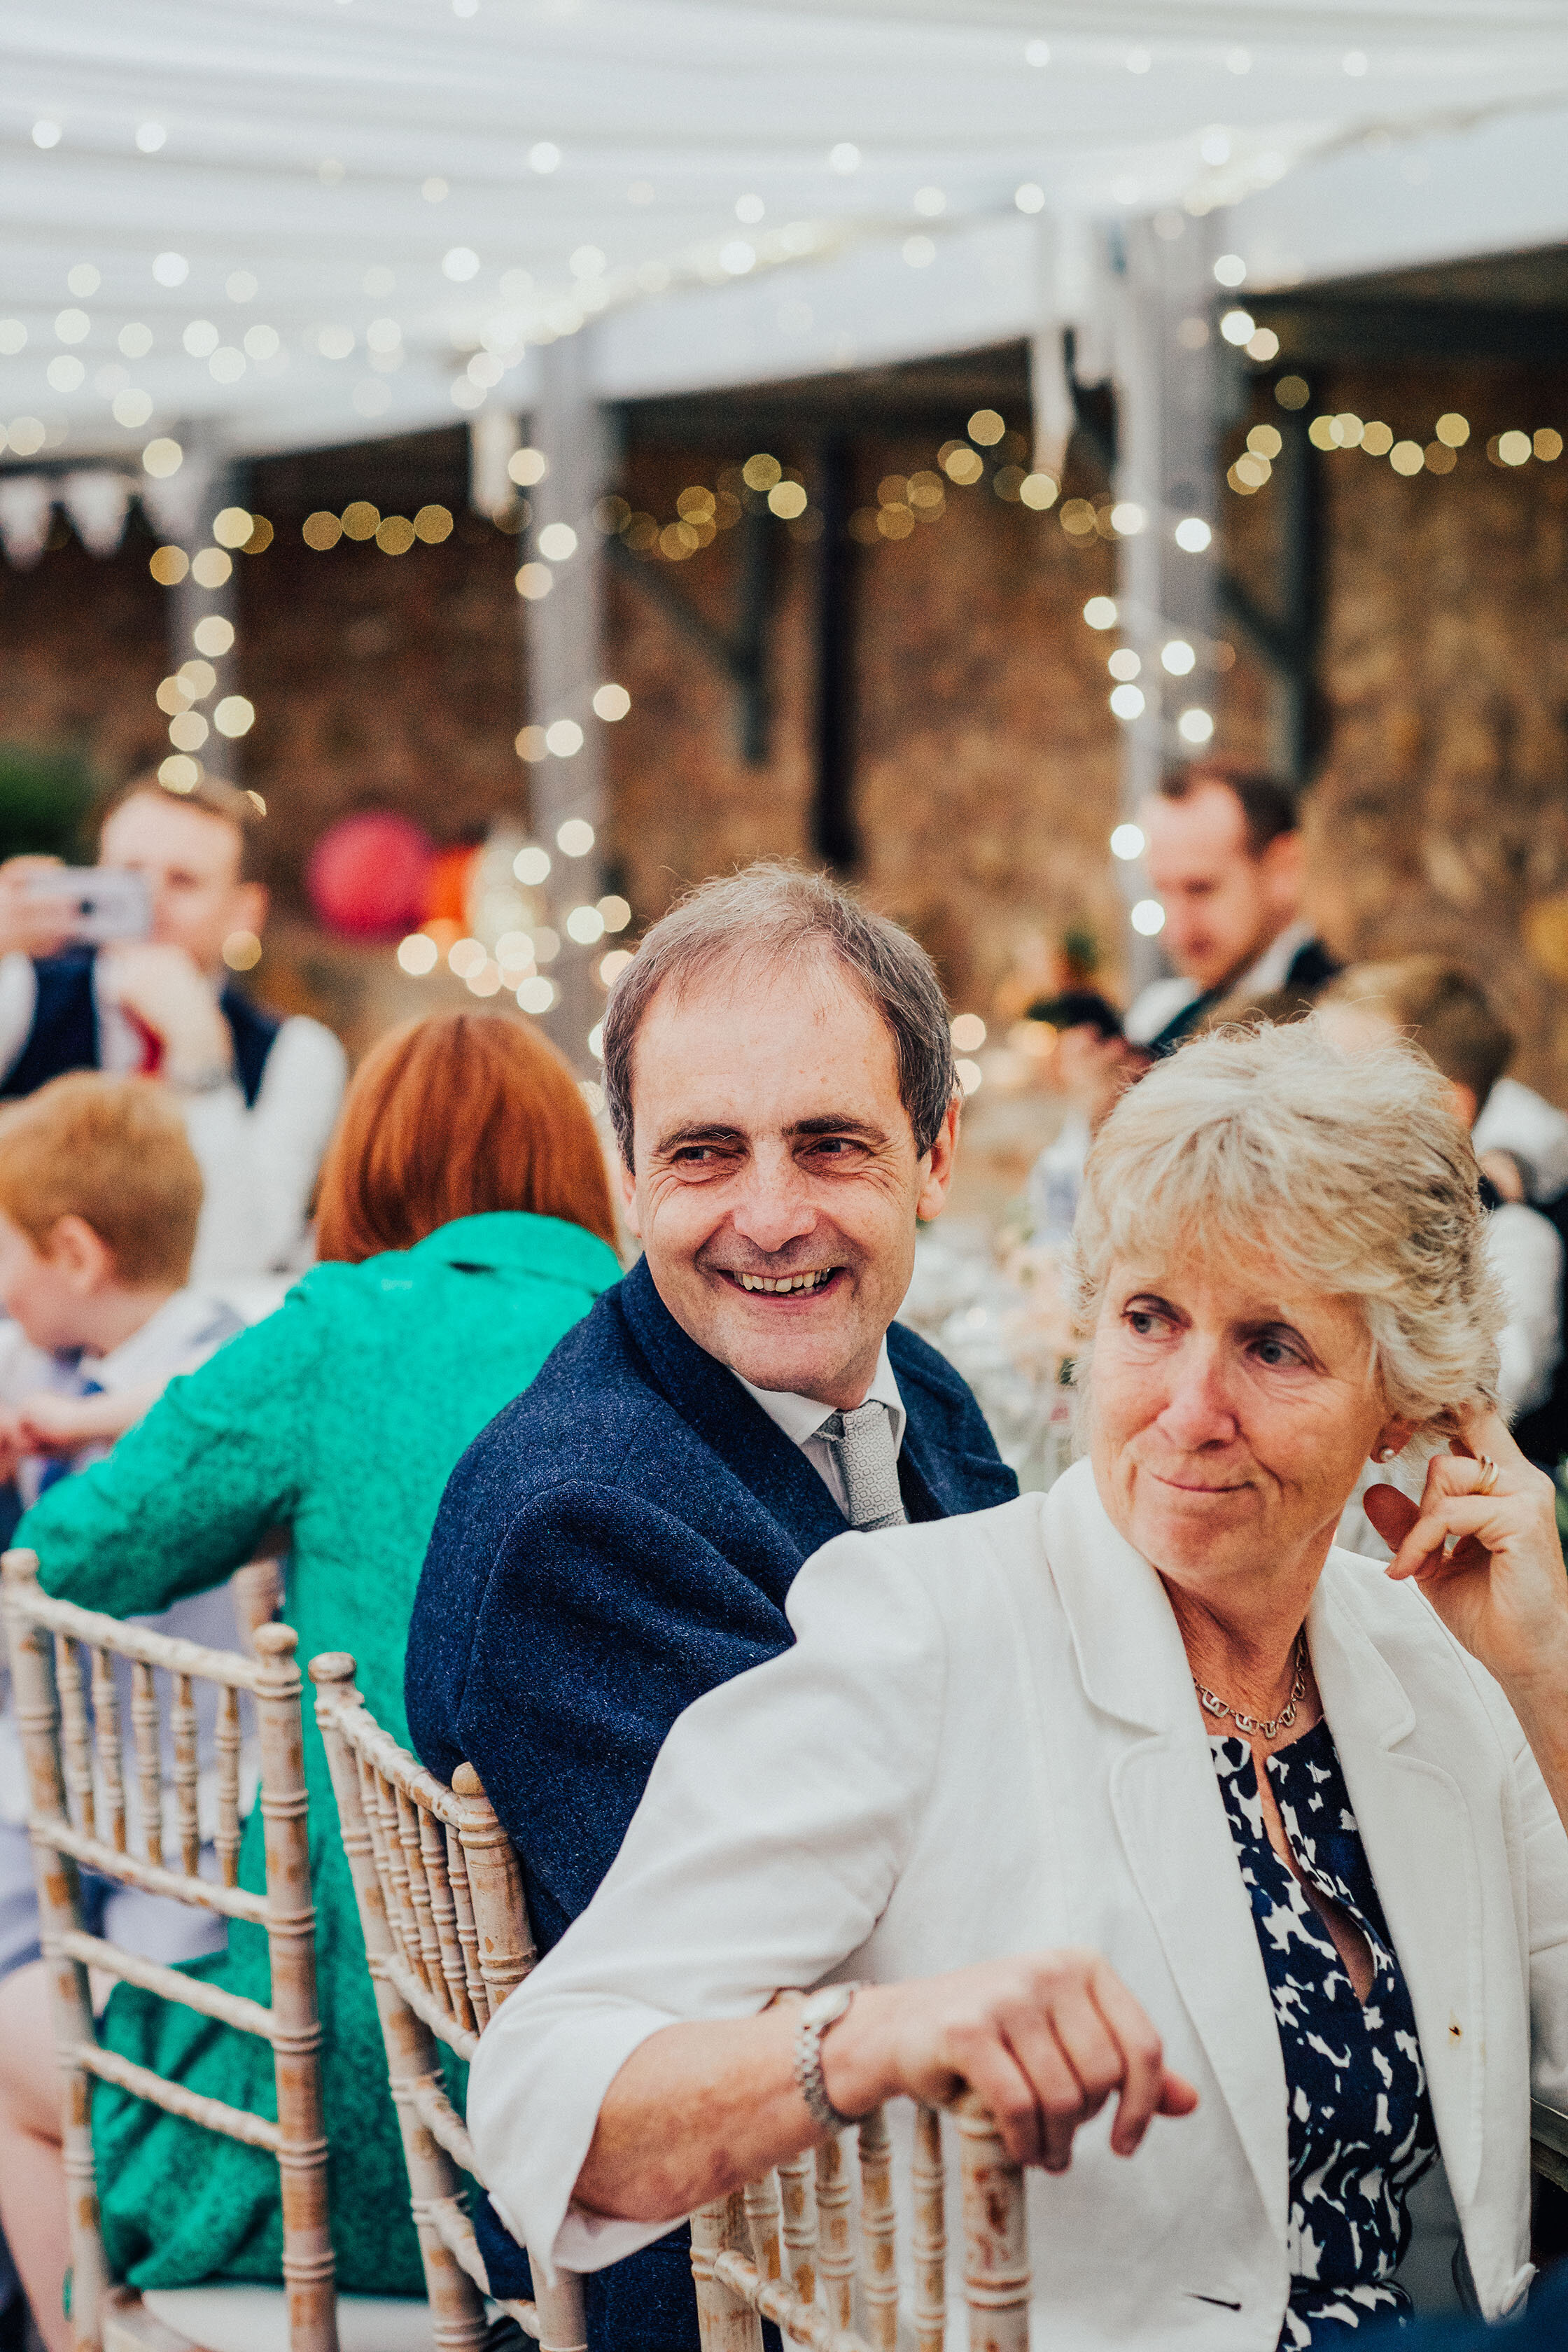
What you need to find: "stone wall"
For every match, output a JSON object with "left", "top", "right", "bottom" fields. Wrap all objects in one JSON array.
[
  {"left": 2, "top": 354, "right": 1567, "bottom": 1100},
  {"left": 1222, "top": 358, "right": 1568, "bottom": 1104}
]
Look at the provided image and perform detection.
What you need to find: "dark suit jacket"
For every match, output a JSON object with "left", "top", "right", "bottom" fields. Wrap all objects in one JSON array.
[
  {"left": 405, "top": 1253, "right": 1016, "bottom": 2344},
  {"left": 0, "top": 948, "right": 281, "bottom": 1105},
  {"left": 1144, "top": 932, "right": 1340, "bottom": 1057}
]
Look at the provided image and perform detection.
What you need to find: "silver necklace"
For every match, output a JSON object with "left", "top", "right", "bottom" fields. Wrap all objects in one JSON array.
[{"left": 1194, "top": 1635, "right": 1308, "bottom": 1742}]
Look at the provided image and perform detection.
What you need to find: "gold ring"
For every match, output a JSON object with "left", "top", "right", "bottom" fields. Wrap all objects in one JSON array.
[{"left": 1474, "top": 1454, "right": 1499, "bottom": 1497}]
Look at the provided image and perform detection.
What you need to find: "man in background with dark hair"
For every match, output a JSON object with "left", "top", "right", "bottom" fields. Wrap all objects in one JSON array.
[{"left": 1126, "top": 762, "right": 1339, "bottom": 1055}]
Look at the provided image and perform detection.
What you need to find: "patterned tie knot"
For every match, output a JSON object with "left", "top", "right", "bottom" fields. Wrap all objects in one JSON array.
[{"left": 819, "top": 1399, "right": 906, "bottom": 1532}]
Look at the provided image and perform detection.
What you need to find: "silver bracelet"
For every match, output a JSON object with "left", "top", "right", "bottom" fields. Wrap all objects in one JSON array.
[{"left": 792, "top": 1982, "right": 861, "bottom": 2132}]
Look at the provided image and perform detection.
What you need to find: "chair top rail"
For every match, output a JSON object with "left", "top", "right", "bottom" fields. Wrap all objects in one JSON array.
[
  {"left": 1532, "top": 2097, "right": 1568, "bottom": 2160},
  {"left": 382, "top": 1943, "right": 480, "bottom": 2064},
  {"left": 313, "top": 1664, "right": 487, "bottom": 1833},
  {"left": 40, "top": 1814, "right": 268, "bottom": 1926},
  {"left": 3, "top": 1558, "right": 263, "bottom": 1693},
  {"left": 55, "top": 1928, "right": 280, "bottom": 2043}
]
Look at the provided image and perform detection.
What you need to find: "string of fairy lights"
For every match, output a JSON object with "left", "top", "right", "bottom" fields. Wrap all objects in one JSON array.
[{"left": 126, "top": 361, "right": 1568, "bottom": 1053}]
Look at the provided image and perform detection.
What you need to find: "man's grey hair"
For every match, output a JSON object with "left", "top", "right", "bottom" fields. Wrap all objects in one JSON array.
[{"left": 601, "top": 863, "right": 957, "bottom": 1169}]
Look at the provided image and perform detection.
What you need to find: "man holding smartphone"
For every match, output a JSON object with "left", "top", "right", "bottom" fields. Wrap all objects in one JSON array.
[{"left": 0, "top": 776, "right": 345, "bottom": 1296}]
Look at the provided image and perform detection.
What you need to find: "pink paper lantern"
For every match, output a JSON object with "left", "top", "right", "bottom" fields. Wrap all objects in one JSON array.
[{"left": 307, "top": 811, "right": 435, "bottom": 939}]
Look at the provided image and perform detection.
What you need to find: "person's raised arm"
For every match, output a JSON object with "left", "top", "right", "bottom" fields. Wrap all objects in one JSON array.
[
  {"left": 1368, "top": 1405, "right": 1568, "bottom": 1833},
  {"left": 16, "top": 1288, "right": 319, "bottom": 1614}
]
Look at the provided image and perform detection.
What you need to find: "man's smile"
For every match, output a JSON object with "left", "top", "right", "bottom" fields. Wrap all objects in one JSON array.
[{"left": 714, "top": 1266, "right": 846, "bottom": 1298}]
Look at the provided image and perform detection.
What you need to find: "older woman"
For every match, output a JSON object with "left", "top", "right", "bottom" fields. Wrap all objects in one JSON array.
[{"left": 468, "top": 1023, "right": 1568, "bottom": 2350}]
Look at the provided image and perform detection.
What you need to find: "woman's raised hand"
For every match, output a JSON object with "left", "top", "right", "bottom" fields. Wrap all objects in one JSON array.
[
  {"left": 1365, "top": 1406, "right": 1568, "bottom": 1704},
  {"left": 822, "top": 1949, "right": 1198, "bottom": 2173}
]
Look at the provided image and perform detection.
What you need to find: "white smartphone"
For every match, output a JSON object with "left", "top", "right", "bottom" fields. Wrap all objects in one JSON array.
[{"left": 22, "top": 868, "right": 152, "bottom": 945}]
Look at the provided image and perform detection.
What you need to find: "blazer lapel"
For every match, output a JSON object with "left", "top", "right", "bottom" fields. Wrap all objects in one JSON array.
[
  {"left": 1308, "top": 1564, "right": 1486, "bottom": 2206},
  {"left": 617, "top": 1260, "right": 850, "bottom": 1562},
  {"left": 1045, "top": 1464, "right": 1292, "bottom": 2241}
]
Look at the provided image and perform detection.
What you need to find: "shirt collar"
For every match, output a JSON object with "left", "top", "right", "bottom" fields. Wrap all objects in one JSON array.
[
  {"left": 736, "top": 1338, "right": 906, "bottom": 1454},
  {"left": 77, "top": 1287, "right": 239, "bottom": 1393},
  {"left": 1232, "top": 918, "right": 1315, "bottom": 1000}
]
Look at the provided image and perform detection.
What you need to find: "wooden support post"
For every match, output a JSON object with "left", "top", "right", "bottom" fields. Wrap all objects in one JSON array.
[
  {"left": 811, "top": 435, "right": 858, "bottom": 872},
  {"left": 1114, "top": 212, "right": 1222, "bottom": 991},
  {"left": 523, "top": 337, "right": 612, "bottom": 1072}
]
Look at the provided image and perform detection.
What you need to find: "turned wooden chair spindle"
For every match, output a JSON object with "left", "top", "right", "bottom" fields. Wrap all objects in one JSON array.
[
  {"left": 311, "top": 1652, "right": 587, "bottom": 2352},
  {"left": 690, "top": 2092, "right": 1029, "bottom": 2352}
]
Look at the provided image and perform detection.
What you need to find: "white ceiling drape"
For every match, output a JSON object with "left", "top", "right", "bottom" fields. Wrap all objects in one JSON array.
[{"left": 4, "top": 1, "right": 1568, "bottom": 463}]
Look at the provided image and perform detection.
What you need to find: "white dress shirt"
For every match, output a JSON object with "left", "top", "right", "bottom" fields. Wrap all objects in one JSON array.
[
  {"left": 0, "top": 952, "right": 346, "bottom": 1285},
  {"left": 470, "top": 1458, "right": 1568, "bottom": 2346},
  {"left": 735, "top": 1341, "right": 905, "bottom": 1518},
  {"left": 1474, "top": 1075, "right": 1568, "bottom": 1205}
]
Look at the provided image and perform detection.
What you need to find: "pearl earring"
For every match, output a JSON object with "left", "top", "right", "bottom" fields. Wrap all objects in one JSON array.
[{"left": 1376, "top": 1446, "right": 1396, "bottom": 1462}]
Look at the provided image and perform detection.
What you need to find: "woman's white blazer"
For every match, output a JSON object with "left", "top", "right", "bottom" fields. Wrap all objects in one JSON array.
[{"left": 470, "top": 1457, "right": 1568, "bottom": 2351}]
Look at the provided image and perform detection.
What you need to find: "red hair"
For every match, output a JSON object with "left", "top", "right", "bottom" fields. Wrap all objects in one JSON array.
[{"left": 314, "top": 1011, "right": 618, "bottom": 1265}]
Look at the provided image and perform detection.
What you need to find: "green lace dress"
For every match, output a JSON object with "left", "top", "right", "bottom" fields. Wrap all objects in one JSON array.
[{"left": 17, "top": 1211, "right": 620, "bottom": 2295}]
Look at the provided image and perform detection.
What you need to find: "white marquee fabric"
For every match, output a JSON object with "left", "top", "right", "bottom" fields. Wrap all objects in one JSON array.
[{"left": 3, "top": 1, "right": 1568, "bottom": 467}]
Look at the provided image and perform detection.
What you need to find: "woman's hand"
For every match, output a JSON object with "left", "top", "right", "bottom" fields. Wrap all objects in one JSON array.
[
  {"left": 1364, "top": 1406, "right": 1568, "bottom": 1710},
  {"left": 823, "top": 1949, "right": 1199, "bottom": 2173}
]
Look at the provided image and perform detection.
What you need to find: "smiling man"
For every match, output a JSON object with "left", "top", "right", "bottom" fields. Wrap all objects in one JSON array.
[{"left": 405, "top": 862, "right": 1014, "bottom": 2344}]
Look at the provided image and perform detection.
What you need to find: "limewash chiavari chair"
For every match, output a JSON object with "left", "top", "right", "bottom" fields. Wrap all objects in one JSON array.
[
  {"left": 690, "top": 2094, "right": 1027, "bottom": 2352},
  {"left": 695, "top": 2097, "right": 1568, "bottom": 2350},
  {"left": 0, "top": 1545, "right": 342, "bottom": 2352},
  {"left": 309, "top": 1652, "right": 587, "bottom": 2352}
]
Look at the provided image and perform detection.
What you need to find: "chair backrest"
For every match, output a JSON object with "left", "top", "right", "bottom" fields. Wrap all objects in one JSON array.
[
  {"left": 309, "top": 1653, "right": 586, "bottom": 2352},
  {"left": 690, "top": 2094, "right": 1027, "bottom": 2352},
  {"left": 697, "top": 2094, "right": 1568, "bottom": 2351},
  {"left": 0, "top": 1548, "right": 337, "bottom": 2352}
]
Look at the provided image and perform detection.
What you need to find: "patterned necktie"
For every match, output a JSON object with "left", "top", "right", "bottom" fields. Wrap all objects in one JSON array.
[{"left": 819, "top": 1399, "right": 907, "bottom": 1531}]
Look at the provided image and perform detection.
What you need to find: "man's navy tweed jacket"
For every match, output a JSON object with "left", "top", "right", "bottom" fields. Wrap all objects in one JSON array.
[{"left": 405, "top": 1252, "right": 1016, "bottom": 2347}]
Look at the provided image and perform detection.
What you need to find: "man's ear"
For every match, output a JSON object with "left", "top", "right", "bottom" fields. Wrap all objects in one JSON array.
[
  {"left": 619, "top": 1154, "right": 642, "bottom": 1239},
  {"left": 232, "top": 881, "right": 269, "bottom": 941},
  {"left": 915, "top": 1095, "right": 962, "bottom": 1224},
  {"left": 1259, "top": 827, "right": 1305, "bottom": 919},
  {"left": 43, "top": 1214, "right": 115, "bottom": 1297}
]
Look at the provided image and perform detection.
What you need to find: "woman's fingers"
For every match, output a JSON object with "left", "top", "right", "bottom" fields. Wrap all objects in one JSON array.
[
  {"left": 1086, "top": 1961, "right": 1189, "bottom": 2155},
  {"left": 1362, "top": 1482, "right": 1420, "bottom": 1553},
  {"left": 1387, "top": 1494, "right": 1498, "bottom": 1579},
  {"left": 956, "top": 2033, "right": 1065, "bottom": 2171},
  {"left": 893, "top": 1951, "right": 1198, "bottom": 2173},
  {"left": 1003, "top": 1979, "right": 1125, "bottom": 2171},
  {"left": 1448, "top": 1401, "right": 1523, "bottom": 1467}
]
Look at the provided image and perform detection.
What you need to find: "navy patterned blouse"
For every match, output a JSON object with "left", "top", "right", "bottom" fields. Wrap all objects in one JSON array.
[{"left": 1209, "top": 1718, "right": 1438, "bottom": 2348}]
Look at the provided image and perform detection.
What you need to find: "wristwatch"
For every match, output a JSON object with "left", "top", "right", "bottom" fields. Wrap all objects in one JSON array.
[{"left": 792, "top": 1982, "right": 861, "bottom": 2132}]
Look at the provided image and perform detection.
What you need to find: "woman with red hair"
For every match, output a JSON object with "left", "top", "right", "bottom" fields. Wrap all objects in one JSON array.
[{"left": 0, "top": 1011, "right": 621, "bottom": 2346}]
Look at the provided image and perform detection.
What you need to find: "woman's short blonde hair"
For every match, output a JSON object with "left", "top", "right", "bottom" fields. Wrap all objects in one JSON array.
[{"left": 1070, "top": 1020, "right": 1504, "bottom": 1431}]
